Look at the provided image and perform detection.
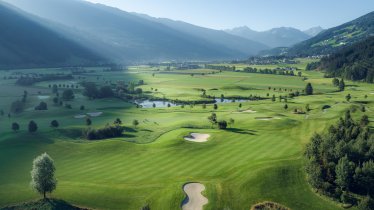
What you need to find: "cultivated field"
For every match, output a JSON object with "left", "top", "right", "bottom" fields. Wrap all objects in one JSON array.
[{"left": 0, "top": 60, "right": 372, "bottom": 210}]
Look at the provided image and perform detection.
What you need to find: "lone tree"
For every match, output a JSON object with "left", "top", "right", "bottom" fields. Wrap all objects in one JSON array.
[
  {"left": 28, "top": 120, "right": 38, "bottom": 133},
  {"left": 62, "top": 89, "right": 75, "bottom": 100},
  {"left": 284, "top": 104, "right": 288, "bottom": 110},
  {"left": 208, "top": 113, "right": 217, "bottom": 127},
  {"left": 50, "top": 120, "right": 59, "bottom": 128},
  {"left": 132, "top": 119, "right": 139, "bottom": 128},
  {"left": 339, "top": 79, "right": 345, "bottom": 91},
  {"left": 12, "top": 122, "right": 20, "bottom": 132},
  {"left": 218, "top": 120, "right": 228, "bottom": 129},
  {"left": 86, "top": 118, "right": 92, "bottom": 126},
  {"left": 305, "top": 83, "right": 313, "bottom": 95},
  {"left": 332, "top": 78, "right": 340, "bottom": 87},
  {"left": 346, "top": 94, "right": 352, "bottom": 102},
  {"left": 30, "top": 153, "right": 57, "bottom": 199},
  {"left": 213, "top": 104, "right": 218, "bottom": 110},
  {"left": 228, "top": 118, "right": 235, "bottom": 128}
]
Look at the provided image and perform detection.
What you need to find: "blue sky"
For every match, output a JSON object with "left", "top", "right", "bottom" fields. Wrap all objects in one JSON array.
[{"left": 85, "top": 0, "right": 374, "bottom": 31}]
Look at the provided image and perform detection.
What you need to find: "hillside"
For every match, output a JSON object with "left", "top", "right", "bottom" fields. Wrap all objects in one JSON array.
[
  {"left": 320, "top": 36, "right": 374, "bottom": 83},
  {"left": 225, "top": 26, "right": 311, "bottom": 48},
  {"left": 303, "top": 26, "right": 324, "bottom": 37},
  {"left": 287, "top": 11, "right": 374, "bottom": 56},
  {"left": 0, "top": 2, "right": 103, "bottom": 69},
  {"left": 134, "top": 14, "right": 269, "bottom": 56},
  {"left": 4, "top": 0, "right": 268, "bottom": 62}
]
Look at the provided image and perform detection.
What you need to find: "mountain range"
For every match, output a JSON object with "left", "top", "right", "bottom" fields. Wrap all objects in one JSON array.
[{"left": 225, "top": 26, "right": 321, "bottom": 48}]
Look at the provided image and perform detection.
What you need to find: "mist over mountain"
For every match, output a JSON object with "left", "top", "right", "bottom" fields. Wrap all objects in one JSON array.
[
  {"left": 0, "top": 1, "right": 103, "bottom": 69},
  {"left": 225, "top": 26, "right": 311, "bottom": 48},
  {"left": 3, "top": 0, "right": 270, "bottom": 63}
]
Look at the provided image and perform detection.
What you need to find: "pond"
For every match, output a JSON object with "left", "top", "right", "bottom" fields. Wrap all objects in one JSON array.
[{"left": 135, "top": 98, "right": 248, "bottom": 108}]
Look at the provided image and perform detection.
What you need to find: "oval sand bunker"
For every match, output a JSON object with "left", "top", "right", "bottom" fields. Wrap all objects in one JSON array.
[
  {"left": 184, "top": 133, "right": 210, "bottom": 143},
  {"left": 182, "top": 183, "right": 208, "bottom": 210}
]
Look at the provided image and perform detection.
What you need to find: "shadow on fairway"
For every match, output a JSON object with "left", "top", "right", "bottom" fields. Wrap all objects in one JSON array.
[{"left": 226, "top": 128, "right": 257, "bottom": 135}]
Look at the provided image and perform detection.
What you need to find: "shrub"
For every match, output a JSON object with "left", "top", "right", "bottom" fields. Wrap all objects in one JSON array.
[
  {"left": 218, "top": 120, "right": 227, "bottom": 129},
  {"left": 35, "top": 102, "right": 48, "bottom": 110},
  {"left": 83, "top": 125, "right": 125, "bottom": 140}
]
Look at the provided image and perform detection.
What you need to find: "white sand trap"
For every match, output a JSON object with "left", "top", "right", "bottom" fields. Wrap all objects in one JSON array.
[
  {"left": 243, "top": 109, "right": 257, "bottom": 113},
  {"left": 37, "top": 95, "right": 50, "bottom": 100},
  {"left": 74, "top": 114, "right": 87, "bottom": 119},
  {"left": 182, "top": 183, "right": 208, "bottom": 210},
  {"left": 87, "top": 112, "right": 103, "bottom": 117},
  {"left": 370, "top": 93, "right": 374, "bottom": 95},
  {"left": 184, "top": 133, "right": 210, "bottom": 143}
]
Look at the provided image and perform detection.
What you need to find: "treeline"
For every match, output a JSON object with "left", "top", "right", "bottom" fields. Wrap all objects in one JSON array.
[
  {"left": 82, "top": 125, "right": 124, "bottom": 140},
  {"left": 243, "top": 67, "right": 302, "bottom": 77},
  {"left": 16, "top": 74, "right": 74, "bottom": 86},
  {"left": 205, "top": 64, "right": 235, "bottom": 71},
  {"left": 320, "top": 36, "right": 374, "bottom": 83},
  {"left": 305, "top": 110, "right": 374, "bottom": 207}
]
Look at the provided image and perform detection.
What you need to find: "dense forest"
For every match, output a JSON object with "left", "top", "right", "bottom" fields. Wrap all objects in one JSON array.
[
  {"left": 320, "top": 36, "right": 374, "bottom": 83},
  {"left": 305, "top": 110, "right": 374, "bottom": 208}
]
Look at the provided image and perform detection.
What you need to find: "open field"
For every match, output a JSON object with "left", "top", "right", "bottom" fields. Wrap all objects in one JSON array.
[{"left": 0, "top": 63, "right": 372, "bottom": 210}]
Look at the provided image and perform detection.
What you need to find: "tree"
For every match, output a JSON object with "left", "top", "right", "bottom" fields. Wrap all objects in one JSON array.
[
  {"left": 80, "top": 105, "right": 85, "bottom": 111},
  {"left": 62, "top": 89, "right": 75, "bottom": 100},
  {"left": 132, "top": 119, "right": 139, "bottom": 128},
  {"left": 228, "top": 118, "right": 235, "bottom": 128},
  {"left": 12, "top": 122, "right": 20, "bottom": 132},
  {"left": 238, "top": 103, "right": 242, "bottom": 108},
  {"left": 357, "top": 196, "right": 374, "bottom": 210},
  {"left": 152, "top": 103, "right": 156, "bottom": 108},
  {"left": 28, "top": 120, "right": 38, "bottom": 133},
  {"left": 208, "top": 113, "right": 217, "bottom": 127},
  {"left": 360, "top": 115, "right": 369, "bottom": 126},
  {"left": 346, "top": 94, "right": 352, "bottom": 102},
  {"left": 272, "top": 95, "right": 276, "bottom": 102},
  {"left": 83, "top": 82, "right": 99, "bottom": 99},
  {"left": 284, "top": 104, "right": 288, "bottom": 110},
  {"left": 99, "top": 86, "right": 114, "bottom": 98},
  {"left": 202, "top": 104, "right": 206, "bottom": 109},
  {"left": 52, "top": 84, "right": 58, "bottom": 94},
  {"left": 30, "top": 153, "right": 57, "bottom": 199},
  {"left": 53, "top": 97, "right": 59, "bottom": 105},
  {"left": 35, "top": 102, "right": 48, "bottom": 110},
  {"left": 86, "top": 118, "right": 92, "bottom": 126},
  {"left": 114, "top": 118, "right": 122, "bottom": 125},
  {"left": 218, "top": 120, "right": 228, "bottom": 129},
  {"left": 339, "top": 79, "right": 345, "bottom": 91},
  {"left": 305, "top": 83, "right": 313, "bottom": 95},
  {"left": 50, "top": 120, "right": 59, "bottom": 128},
  {"left": 332, "top": 78, "right": 340, "bottom": 87},
  {"left": 214, "top": 104, "right": 218, "bottom": 110},
  {"left": 335, "top": 155, "right": 353, "bottom": 191}
]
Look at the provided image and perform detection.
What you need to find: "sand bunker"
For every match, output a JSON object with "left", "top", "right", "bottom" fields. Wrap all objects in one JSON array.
[
  {"left": 255, "top": 117, "right": 281, "bottom": 121},
  {"left": 182, "top": 183, "right": 208, "bottom": 210},
  {"left": 243, "top": 109, "right": 257, "bottom": 113},
  {"left": 87, "top": 112, "right": 103, "bottom": 117},
  {"left": 74, "top": 114, "right": 86, "bottom": 119},
  {"left": 37, "top": 95, "right": 50, "bottom": 100},
  {"left": 184, "top": 133, "right": 210, "bottom": 143}
]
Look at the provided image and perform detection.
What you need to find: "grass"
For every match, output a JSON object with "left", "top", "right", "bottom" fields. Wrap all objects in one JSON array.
[{"left": 0, "top": 64, "right": 371, "bottom": 209}]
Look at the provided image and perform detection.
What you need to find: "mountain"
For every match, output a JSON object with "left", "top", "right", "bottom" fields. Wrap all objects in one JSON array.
[
  {"left": 4, "top": 0, "right": 268, "bottom": 63},
  {"left": 319, "top": 36, "right": 374, "bottom": 83},
  {"left": 134, "top": 14, "right": 269, "bottom": 57},
  {"left": 225, "top": 26, "right": 311, "bottom": 48},
  {"left": 0, "top": 1, "right": 103, "bottom": 69},
  {"left": 303, "top": 26, "right": 324, "bottom": 37},
  {"left": 287, "top": 11, "right": 374, "bottom": 56}
]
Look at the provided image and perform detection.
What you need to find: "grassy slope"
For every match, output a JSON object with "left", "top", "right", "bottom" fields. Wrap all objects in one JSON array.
[{"left": 0, "top": 63, "right": 371, "bottom": 209}]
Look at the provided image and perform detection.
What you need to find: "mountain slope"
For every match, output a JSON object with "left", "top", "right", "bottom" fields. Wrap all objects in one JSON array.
[
  {"left": 303, "top": 26, "right": 324, "bottom": 37},
  {"left": 0, "top": 2, "right": 103, "bottom": 69},
  {"left": 134, "top": 14, "right": 269, "bottom": 56},
  {"left": 320, "top": 36, "right": 374, "bottom": 83},
  {"left": 4, "top": 0, "right": 265, "bottom": 62},
  {"left": 288, "top": 11, "right": 374, "bottom": 56},
  {"left": 225, "top": 26, "right": 311, "bottom": 48}
]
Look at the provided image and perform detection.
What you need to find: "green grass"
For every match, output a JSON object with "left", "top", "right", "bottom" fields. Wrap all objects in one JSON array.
[{"left": 0, "top": 65, "right": 371, "bottom": 209}]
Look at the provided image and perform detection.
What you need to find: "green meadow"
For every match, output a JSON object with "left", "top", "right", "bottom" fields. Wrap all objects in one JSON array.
[{"left": 0, "top": 60, "right": 372, "bottom": 210}]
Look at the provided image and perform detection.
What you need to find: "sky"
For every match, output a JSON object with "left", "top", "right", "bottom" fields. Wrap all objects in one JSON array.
[{"left": 84, "top": 0, "right": 374, "bottom": 31}]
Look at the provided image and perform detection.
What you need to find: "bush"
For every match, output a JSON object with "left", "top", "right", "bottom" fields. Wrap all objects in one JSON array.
[
  {"left": 50, "top": 120, "right": 59, "bottom": 128},
  {"left": 83, "top": 125, "right": 125, "bottom": 140},
  {"left": 35, "top": 102, "right": 48, "bottom": 110},
  {"left": 28, "top": 121, "right": 38, "bottom": 133},
  {"left": 218, "top": 120, "right": 227, "bottom": 129}
]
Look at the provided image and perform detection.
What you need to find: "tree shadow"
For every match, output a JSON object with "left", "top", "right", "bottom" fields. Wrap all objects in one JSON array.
[{"left": 226, "top": 128, "right": 257, "bottom": 135}]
